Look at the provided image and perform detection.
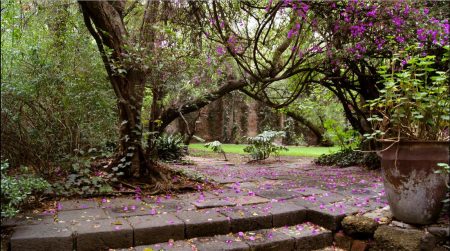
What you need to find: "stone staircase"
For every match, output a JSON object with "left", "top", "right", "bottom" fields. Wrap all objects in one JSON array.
[{"left": 7, "top": 196, "right": 355, "bottom": 251}]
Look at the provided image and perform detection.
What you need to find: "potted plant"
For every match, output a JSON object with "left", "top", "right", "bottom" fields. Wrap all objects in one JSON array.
[{"left": 366, "top": 46, "right": 449, "bottom": 224}]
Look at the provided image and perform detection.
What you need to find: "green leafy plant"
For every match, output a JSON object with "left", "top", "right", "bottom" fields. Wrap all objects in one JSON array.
[
  {"left": 244, "top": 131, "right": 288, "bottom": 161},
  {"left": 1, "top": 161, "right": 50, "bottom": 218},
  {"left": 52, "top": 161, "right": 114, "bottom": 197},
  {"left": 315, "top": 149, "right": 380, "bottom": 169},
  {"left": 366, "top": 46, "right": 449, "bottom": 141},
  {"left": 204, "top": 141, "right": 227, "bottom": 161},
  {"left": 323, "top": 119, "right": 361, "bottom": 150},
  {"left": 156, "top": 134, "right": 186, "bottom": 161}
]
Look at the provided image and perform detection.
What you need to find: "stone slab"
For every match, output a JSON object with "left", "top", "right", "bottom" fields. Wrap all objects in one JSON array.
[
  {"left": 106, "top": 204, "right": 155, "bottom": 218},
  {"left": 10, "top": 223, "right": 73, "bottom": 251},
  {"left": 240, "top": 229, "right": 295, "bottom": 251},
  {"left": 295, "top": 187, "right": 328, "bottom": 196},
  {"left": 278, "top": 223, "right": 333, "bottom": 250},
  {"left": 220, "top": 206, "right": 272, "bottom": 232},
  {"left": 307, "top": 203, "right": 359, "bottom": 231},
  {"left": 255, "top": 189, "right": 299, "bottom": 200},
  {"left": 57, "top": 199, "right": 98, "bottom": 211},
  {"left": 100, "top": 198, "right": 144, "bottom": 209},
  {"left": 127, "top": 214, "right": 185, "bottom": 246},
  {"left": 176, "top": 210, "right": 230, "bottom": 238},
  {"left": 57, "top": 208, "right": 109, "bottom": 223},
  {"left": 192, "top": 198, "right": 237, "bottom": 209},
  {"left": 2, "top": 214, "right": 54, "bottom": 227},
  {"left": 231, "top": 196, "right": 270, "bottom": 206},
  {"left": 135, "top": 240, "right": 196, "bottom": 251},
  {"left": 265, "top": 202, "right": 307, "bottom": 227},
  {"left": 73, "top": 218, "right": 133, "bottom": 251},
  {"left": 193, "top": 235, "right": 250, "bottom": 251}
]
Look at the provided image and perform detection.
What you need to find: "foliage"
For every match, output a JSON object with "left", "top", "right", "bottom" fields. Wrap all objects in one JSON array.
[
  {"left": 204, "top": 141, "right": 227, "bottom": 161},
  {"left": 1, "top": 161, "right": 50, "bottom": 218},
  {"left": 323, "top": 119, "right": 361, "bottom": 150},
  {"left": 156, "top": 134, "right": 186, "bottom": 161},
  {"left": 315, "top": 149, "right": 380, "bottom": 169},
  {"left": 366, "top": 46, "right": 449, "bottom": 141},
  {"left": 244, "top": 131, "right": 288, "bottom": 161},
  {"left": 51, "top": 158, "right": 114, "bottom": 197},
  {"left": 1, "top": 0, "right": 116, "bottom": 174}
]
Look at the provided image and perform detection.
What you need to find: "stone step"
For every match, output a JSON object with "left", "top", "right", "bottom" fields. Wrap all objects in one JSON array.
[
  {"left": 9, "top": 198, "right": 364, "bottom": 251},
  {"left": 116, "top": 222, "right": 332, "bottom": 251}
]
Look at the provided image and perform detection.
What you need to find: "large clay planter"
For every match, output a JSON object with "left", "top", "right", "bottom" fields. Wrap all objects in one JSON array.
[{"left": 380, "top": 140, "right": 449, "bottom": 225}]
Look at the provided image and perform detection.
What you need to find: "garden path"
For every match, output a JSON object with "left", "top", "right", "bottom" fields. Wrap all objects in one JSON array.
[{"left": 6, "top": 157, "right": 388, "bottom": 251}]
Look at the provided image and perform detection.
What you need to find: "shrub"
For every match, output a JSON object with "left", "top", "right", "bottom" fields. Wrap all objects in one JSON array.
[
  {"left": 156, "top": 134, "right": 186, "bottom": 161},
  {"left": 204, "top": 141, "right": 227, "bottom": 160},
  {"left": 244, "top": 131, "right": 288, "bottom": 161},
  {"left": 1, "top": 161, "right": 50, "bottom": 218},
  {"left": 51, "top": 160, "right": 114, "bottom": 197},
  {"left": 315, "top": 149, "right": 380, "bottom": 169}
]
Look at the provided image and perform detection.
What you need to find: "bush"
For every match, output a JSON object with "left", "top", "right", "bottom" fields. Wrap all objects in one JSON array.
[
  {"left": 156, "top": 134, "right": 186, "bottom": 161},
  {"left": 1, "top": 161, "right": 50, "bottom": 218},
  {"left": 244, "top": 131, "right": 288, "bottom": 161},
  {"left": 204, "top": 141, "right": 227, "bottom": 160},
  {"left": 314, "top": 149, "right": 380, "bottom": 169}
]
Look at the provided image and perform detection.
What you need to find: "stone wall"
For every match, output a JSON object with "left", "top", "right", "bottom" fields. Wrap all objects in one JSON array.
[{"left": 165, "top": 93, "right": 319, "bottom": 145}]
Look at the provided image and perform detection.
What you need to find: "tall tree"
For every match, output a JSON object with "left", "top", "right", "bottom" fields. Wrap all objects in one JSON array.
[{"left": 78, "top": 1, "right": 247, "bottom": 179}]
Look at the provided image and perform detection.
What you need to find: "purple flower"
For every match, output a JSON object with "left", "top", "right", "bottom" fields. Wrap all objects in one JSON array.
[
  {"left": 216, "top": 46, "right": 225, "bottom": 56},
  {"left": 423, "top": 8, "right": 429, "bottom": 15},
  {"left": 367, "top": 9, "right": 377, "bottom": 18},
  {"left": 350, "top": 24, "right": 365, "bottom": 37},
  {"left": 417, "top": 28, "right": 427, "bottom": 41},
  {"left": 392, "top": 16, "right": 404, "bottom": 27},
  {"left": 396, "top": 36, "right": 405, "bottom": 43}
]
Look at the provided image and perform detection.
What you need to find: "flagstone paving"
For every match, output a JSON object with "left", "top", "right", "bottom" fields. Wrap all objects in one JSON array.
[{"left": 6, "top": 157, "right": 388, "bottom": 251}]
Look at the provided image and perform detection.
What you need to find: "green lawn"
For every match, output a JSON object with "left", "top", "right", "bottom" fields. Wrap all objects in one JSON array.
[{"left": 188, "top": 143, "right": 339, "bottom": 157}]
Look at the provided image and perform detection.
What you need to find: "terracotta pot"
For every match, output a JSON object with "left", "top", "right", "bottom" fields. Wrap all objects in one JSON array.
[{"left": 380, "top": 140, "right": 449, "bottom": 225}]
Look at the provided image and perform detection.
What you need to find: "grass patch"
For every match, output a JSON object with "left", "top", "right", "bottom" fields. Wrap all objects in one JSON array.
[{"left": 188, "top": 143, "right": 339, "bottom": 157}]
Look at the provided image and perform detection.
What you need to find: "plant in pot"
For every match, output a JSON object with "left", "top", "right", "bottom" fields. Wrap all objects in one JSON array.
[{"left": 365, "top": 46, "right": 449, "bottom": 225}]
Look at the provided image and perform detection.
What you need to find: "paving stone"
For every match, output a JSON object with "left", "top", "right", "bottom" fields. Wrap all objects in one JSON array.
[
  {"left": 239, "top": 229, "right": 295, "bottom": 251},
  {"left": 255, "top": 189, "right": 299, "bottom": 200},
  {"left": 193, "top": 235, "right": 250, "bottom": 251},
  {"left": 127, "top": 214, "right": 185, "bottom": 246},
  {"left": 144, "top": 199, "right": 195, "bottom": 213},
  {"left": 220, "top": 206, "right": 272, "bottom": 232},
  {"left": 176, "top": 210, "right": 230, "bottom": 238},
  {"left": 10, "top": 223, "right": 73, "bottom": 251},
  {"left": 192, "top": 198, "right": 237, "bottom": 209},
  {"left": 288, "top": 197, "right": 322, "bottom": 209},
  {"left": 100, "top": 198, "right": 144, "bottom": 209},
  {"left": 295, "top": 187, "right": 328, "bottom": 196},
  {"left": 315, "top": 192, "right": 347, "bottom": 204},
  {"left": 265, "top": 202, "right": 307, "bottom": 227},
  {"left": 57, "top": 208, "right": 109, "bottom": 223},
  {"left": 307, "top": 203, "right": 359, "bottom": 231},
  {"left": 225, "top": 182, "right": 259, "bottom": 189},
  {"left": 278, "top": 223, "right": 333, "bottom": 250},
  {"left": 133, "top": 240, "right": 196, "bottom": 251},
  {"left": 106, "top": 204, "right": 155, "bottom": 218},
  {"left": 57, "top": 199, "right": 98, "bottom": 211},
  {"left": 231, "top": 195, "right": 270, "bottom": 206},
  {"left": 1, "top": 214, "right": 54, "bottom": 227},
  {"left": 73, "top": 218, "right": 133, "bottom": 251}
]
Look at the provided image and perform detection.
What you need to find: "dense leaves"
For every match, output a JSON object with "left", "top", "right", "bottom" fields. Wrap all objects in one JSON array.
[{"left": 244, "top": 131, "right": 288, "bottom": 161}]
